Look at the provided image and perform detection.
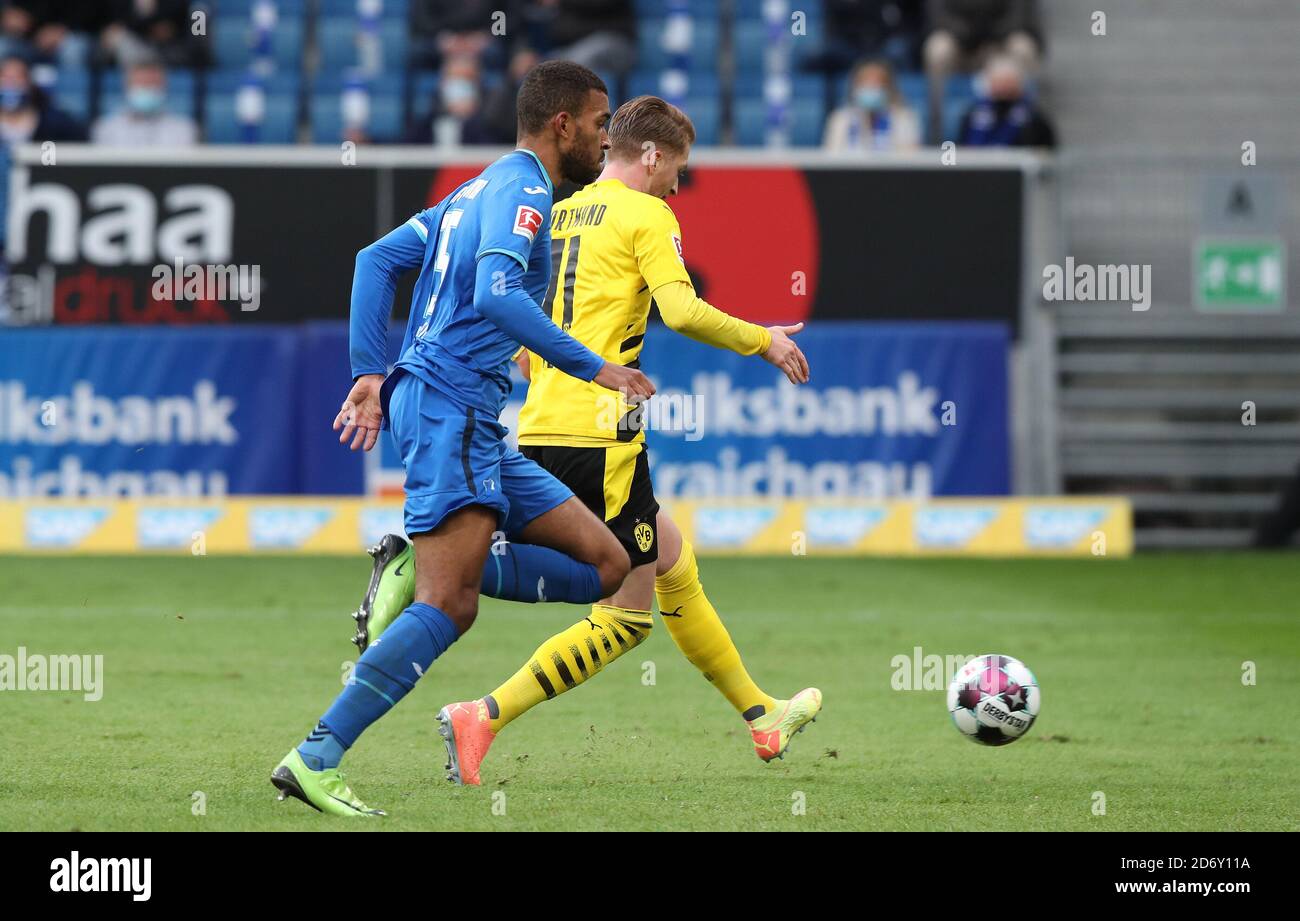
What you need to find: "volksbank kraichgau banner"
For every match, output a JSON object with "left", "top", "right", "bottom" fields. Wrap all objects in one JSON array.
[
  {"left": 0, "top": 327, "right": 299, "bottom": 498},
  {"left": 0, "top": 321, "right": 1008, "bottom": 500},
  {"left": 636, "top": 322, "right": 1010, "bottom": 499}
]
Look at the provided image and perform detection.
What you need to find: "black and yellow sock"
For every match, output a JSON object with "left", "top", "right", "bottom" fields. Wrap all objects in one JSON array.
[
  {"left": 484, "top": 604, "right": 653, "bottom": 733},
  {"left": 656, "top": 540, "right": 777, "bottom": 721}
]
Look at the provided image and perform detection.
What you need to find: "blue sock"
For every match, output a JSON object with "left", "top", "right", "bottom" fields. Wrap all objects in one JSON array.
[
  {"left": 480, "top": 540, "right": 603, "bottom": 604},
  {"left": 297, "top": 602, "right": 458, "bottom": 770}
]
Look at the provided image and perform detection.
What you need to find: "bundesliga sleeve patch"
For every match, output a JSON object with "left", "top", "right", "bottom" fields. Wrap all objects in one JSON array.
[
  {"left": 513, "top": 205, "right": 544, "bottom": 243},
  {"left": 671, "top": 233, "right": 684, "bottom": 263}
]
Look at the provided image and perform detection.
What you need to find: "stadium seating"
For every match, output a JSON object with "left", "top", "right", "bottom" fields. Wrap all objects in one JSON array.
[
  {"left": 204, "top": 70, "right": 302, "bottom": 143},
  {"left": 32, "top": 2, "right": 1004, "bottom": 148},
  {"left": 309, "top": 72, "right": 404, "bottom": 143}
]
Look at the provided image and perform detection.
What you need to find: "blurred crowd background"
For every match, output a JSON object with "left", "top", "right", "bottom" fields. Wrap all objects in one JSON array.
[{"left": 0, "top": 0, "right": 1055, "bottom": 149}]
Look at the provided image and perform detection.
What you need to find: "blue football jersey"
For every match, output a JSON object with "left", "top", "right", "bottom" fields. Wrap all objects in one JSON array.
[{"left": 393, "top": 149, "right": 555, "bottom": 417}]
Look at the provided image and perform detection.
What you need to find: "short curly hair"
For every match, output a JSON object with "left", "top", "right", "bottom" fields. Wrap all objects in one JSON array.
[{"left": 516, "top": 60, "right": 608, "bottom": 136}]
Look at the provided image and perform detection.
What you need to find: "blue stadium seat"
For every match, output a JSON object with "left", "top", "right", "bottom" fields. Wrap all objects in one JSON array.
[
  {"left": 733, "top": 73, "right": 825, "bottom": 103},
  {"left": 317, "top": 16, "right": 408, "bottom": 73},
  {"left": 407, "top": 69, "right": 439, "bottom": 115},
  {"left": 624, "top": 71, "right": 720, "bottom": 143},
  {"left": 46, "top": 70, "right": 92, "bottom": 121},
  {"left": 940, "top": 74, "right": 976, "bottom": 141},
  {"left": 734, "top": 0, "right": 822, "bottom": 21},
  {"left": 309, "top": 73, "right": 404, "bottom": 142},
  {"left": 627, "top": 70, "right": 720, "bottom": 101},
  {"left": 211, "top": 16, "right": 304, "bottom": 70},
  {"left": 635, "top": 18, "right": 719, "bottom": 74},
  {"left": 674, "top": 96, "right": 720, "bottom": 146},
  {"left": 633, "top": 0, "right": 720, "bottom": 17},
  {"left": 733, "top": 91, "right": 826, "bottom": 147},
  {"left": 99, "top": 68, "right": 199, "bottom": 118},
  {"left": 206, "top": 69, "right": 302, "bottom": 96},
  {"left": 319, "top": 0, "right": 408, "bottom": 15},
  {"left": 733, "top": 17, "right": 825, "bottom": 76},
  {"left": 594, "top": 71, "right": 621, "bottom": 109},
  {"left": 205, "top": 89, "right": 299, "bottom": 142},
  {"left": 212, "top": 0, "right": 308, "bottom": 14}
]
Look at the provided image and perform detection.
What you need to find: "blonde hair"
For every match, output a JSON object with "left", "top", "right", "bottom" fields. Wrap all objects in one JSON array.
[{"left": 607, "top": 95, "right": 696, "bottom": 160}]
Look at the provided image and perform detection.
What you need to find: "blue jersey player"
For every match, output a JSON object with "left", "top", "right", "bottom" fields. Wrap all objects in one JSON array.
[{"left": 272, "top": 62, "right": 654, "bottom": 816}]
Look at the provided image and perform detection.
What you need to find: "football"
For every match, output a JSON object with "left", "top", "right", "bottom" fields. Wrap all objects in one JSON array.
[{"left": 947, "top": 654, "right": 1041, "bottom": 746}]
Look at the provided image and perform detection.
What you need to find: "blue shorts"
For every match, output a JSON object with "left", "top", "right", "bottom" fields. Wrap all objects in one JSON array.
[{"left": 386, "top": 370, "right": 573, "bottom": 537}]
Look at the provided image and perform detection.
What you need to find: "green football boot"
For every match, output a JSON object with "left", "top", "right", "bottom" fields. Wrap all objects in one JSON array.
[
  {"left": 351, "top": 533, "right": 415, "bottom": 652},
  {"left": 270, "top": 749, "right": 386, "bottom": 817}
]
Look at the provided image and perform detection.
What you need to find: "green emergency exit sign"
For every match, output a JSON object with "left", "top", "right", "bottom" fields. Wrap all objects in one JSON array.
[{"left": 1195, "top": 237, "right": 1286, "bottom": 311}]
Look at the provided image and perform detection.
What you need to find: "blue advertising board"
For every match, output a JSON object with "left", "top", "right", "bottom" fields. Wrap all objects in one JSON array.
[
  {"left": 367, "top": 321, "right": 1010, "bottom": 500},
  {"left": 0, "top": 327, "right": 300, "bottom": 498},
  {"left": 637, "top": 322, "right": 1009, "bottom": 499},
  {"left": 0, "top": 321, "right": 1009, "bottom": 499}
]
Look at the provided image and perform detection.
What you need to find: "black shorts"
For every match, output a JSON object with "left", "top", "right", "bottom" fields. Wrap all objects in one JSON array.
[{"left": 520, "top": 442, "right": 660, "bottom": 567}]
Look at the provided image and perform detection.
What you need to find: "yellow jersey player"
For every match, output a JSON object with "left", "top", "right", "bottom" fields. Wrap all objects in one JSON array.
[{"left": 432, "top": 95, "right": 823, "bottom": 785}]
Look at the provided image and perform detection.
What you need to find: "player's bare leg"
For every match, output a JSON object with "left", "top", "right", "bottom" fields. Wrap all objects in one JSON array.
[
  {"left": 515, "top": 496, "right": 632, "bottom": 599},
  {"left": 352, "top": 496, "right": 630, "bottom": 651},
  {"left": 411, "top": 505, "right": 499, "bottom": 633}
]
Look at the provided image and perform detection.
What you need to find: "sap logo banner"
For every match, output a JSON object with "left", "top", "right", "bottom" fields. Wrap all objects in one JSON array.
[
  {"left": 137, "top": 508, "right": 223, "bottom": 549},
  {"left": 24, "top": 507, "right": 110, "bottom": 547},
  {"left": 692, "top": 506, "right": 780, "bottom": 548},
  {"left": 804, "top": 506, "right": 888, "bottom": 546},
  {"left": 249, "top": 507, "right": 335, "bottom": 549},
  {"left": 642, "top": 323, "right": 1009, "bottom": 501},
  {"left": 360, "top": 506, "right": 406, "bottom": 547},
  {"left": 1024, "top": 506, "right": 1108, "bottom": 548},
  {"left": 914, "top": 506, "right": 999, "bottom": 548}
]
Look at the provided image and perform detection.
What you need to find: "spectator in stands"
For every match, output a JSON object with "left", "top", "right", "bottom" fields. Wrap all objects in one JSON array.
[
  {"left": 539, "top": 0, "right": 636, "bottom": 77},
  {"left": 805, "top": 1, "right": 925, "bottom": 75},
  {"left": 404, "top": 54, "right": 494, "bottom": 146},
  {"left": 956, "top": 53, "right": 1053, "bottom": 148},
  {"left": 409, "top": 1, "right": 508, "bottom": 73},
  {"left": 91, "top": 58, "right": 196, "bottom": 147},
  {"left": 481, "top": 45, "right": 540, "bottom": 144},
  {"left": 923, "top": 0, "right": 1041, "bottom": 143},
  {"left": 98, "top": 0, "right": 202, "bottom": 68},
  {"left": 0, "top": 53, "right": 84, "bottom": 143},
  {"left": 823, "top": 58, "right": 920, "bottom": 152},
  {"left": 0, "top": 2, "right": 102, "bottom": 70}
]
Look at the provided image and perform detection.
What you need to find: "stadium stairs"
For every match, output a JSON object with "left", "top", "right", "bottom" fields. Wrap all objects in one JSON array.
[{"left": 1034, "top": 0, "right": 1300, "bottom": 548}]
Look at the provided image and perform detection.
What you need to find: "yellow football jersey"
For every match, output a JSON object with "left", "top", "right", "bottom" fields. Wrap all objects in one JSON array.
[{"left": 518, "top": 178, "right": 691, "bottom": 446}]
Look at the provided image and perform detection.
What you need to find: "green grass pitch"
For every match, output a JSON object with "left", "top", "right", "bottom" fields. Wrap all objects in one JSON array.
[{"left": 2, "top": 553, "right": 1297, "bottom": 831}]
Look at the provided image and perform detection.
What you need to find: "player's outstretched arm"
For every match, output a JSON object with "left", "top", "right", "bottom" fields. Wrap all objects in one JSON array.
[
  {"left": 651, "top": 280, "right": 810, "bottom": 384},
  {"left": 473, "top": 253, "right": 655, "bottom": 400}
]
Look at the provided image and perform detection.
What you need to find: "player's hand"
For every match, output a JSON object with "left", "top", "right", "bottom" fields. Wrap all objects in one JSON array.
[
  {"left": 515, "top": 349, "right": 532, "bottom": 382},
  {"left": 334, "top": 374, "right": 384, "bottom": 452},
  {"left": 593, "top": 361, "right": 656, "bottom": 402},
  {"left": 762, "top": 322, "right": 810, "bottom": 384}
]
